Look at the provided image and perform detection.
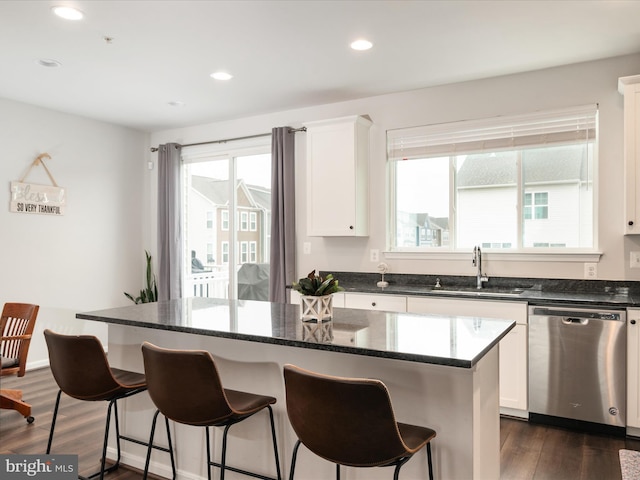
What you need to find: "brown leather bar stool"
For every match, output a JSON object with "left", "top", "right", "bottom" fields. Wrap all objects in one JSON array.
[
  {"left": 283, "top": 364, "right": 436, "bottom": 480},
  {"left": 1, "top": 303, "right": 39, "bottom": 423},
  {"left": 141, "top": 341, "right": 282, "bottom": 480},
  {"left": 44, "top": 329, "right": 166, "bottom": 480}
]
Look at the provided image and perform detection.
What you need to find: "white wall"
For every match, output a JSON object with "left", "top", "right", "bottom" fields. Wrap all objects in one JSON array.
[
  {"left": 0, "top": 97, "right": 149, "bottom": 369},
  {"left": 149, "top": 54, "right": 640, "bottom": 282}
]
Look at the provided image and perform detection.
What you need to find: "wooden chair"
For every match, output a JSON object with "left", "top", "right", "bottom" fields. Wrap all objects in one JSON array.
[
  {"left": 283, "top": 364, "right": 436, "bottom": 480},
  {"left": 0, "top": 303, "right": 39, "bottom": 423}
]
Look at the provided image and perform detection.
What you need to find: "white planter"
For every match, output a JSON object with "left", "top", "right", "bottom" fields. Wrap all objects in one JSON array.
[{"left": 300, "top": 294, "right": 333, "bottom": 322}]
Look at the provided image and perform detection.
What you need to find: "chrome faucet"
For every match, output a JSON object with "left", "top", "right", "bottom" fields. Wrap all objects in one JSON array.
[{"left": 473, "top": 246, "right": 489, "bottom": 289}]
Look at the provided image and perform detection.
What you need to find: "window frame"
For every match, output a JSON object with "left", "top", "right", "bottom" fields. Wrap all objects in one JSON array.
[
  {"left": 386, "top": 105, "right": 602, "bottom": 262},
  {"left": 181, "top": 136, "right": 272, "bottom": 298},
  {"left": 221, "top": 210, "right": 229, "bottom": 231}
]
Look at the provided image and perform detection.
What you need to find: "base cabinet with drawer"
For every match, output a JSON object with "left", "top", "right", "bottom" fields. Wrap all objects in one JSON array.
[
  {"left": 407, "top": 296, "right": 528, "bottom": 416},
  {"left": 343, "top": 292, "right": 407, "bottom": 312}
]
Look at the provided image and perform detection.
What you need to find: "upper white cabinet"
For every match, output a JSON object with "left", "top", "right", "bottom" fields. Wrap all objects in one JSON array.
[
  {"left": 304, "top": 115, "right": 372, "bottom": 236},
  {"left": 619, "top": 75, "right": 640, "bottom": 234}
]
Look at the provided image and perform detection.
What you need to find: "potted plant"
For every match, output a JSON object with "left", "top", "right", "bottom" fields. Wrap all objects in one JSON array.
[
  {"left": 292, "top": 270, "right": 344, "bottom": 322},
  {"left": 124, "top": 251, "right": 158, "bottom": 304}
]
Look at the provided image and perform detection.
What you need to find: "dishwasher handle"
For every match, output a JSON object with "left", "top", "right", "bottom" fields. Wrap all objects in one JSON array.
[{"left": 562, "top": 317, "right": 589, "bottom": 325}]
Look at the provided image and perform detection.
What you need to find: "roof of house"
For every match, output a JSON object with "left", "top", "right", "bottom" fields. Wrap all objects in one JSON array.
[
  {"left": 457, "top": 145, "right": 590, "bottom": 188},
  {"left": 191, "top": 175, "right": 271, "bottom": 210}
]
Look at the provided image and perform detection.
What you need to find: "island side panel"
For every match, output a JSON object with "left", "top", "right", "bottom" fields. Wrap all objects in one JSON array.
[{"left": 105, "top": 323, "right": 500, "bottom": 480}]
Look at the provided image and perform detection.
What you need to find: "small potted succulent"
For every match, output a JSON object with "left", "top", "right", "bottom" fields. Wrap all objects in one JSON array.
[{"left": 292, "top": 270, "right": 344, "bottom": 322}]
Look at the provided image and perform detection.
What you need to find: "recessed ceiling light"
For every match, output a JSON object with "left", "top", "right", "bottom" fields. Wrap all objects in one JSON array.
[
  {"left": 210, "top": 72, "right": 233, "bottom": 81},
  {"left": 52, "top": 6, "right": 84, "bottom": 20},
  {"left": 350, "top": 39, "right": 373, "bottom": 51},
  {"left": 37, "top": 59, "right": 62, "bottom": 68},
  {"left": 168, "top": 101, "right": 185, "bottom": 107}
]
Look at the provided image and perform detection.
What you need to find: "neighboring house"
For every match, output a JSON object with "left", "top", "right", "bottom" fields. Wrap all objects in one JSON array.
[
  {"left": 397, "top": 145, "right": 592, "bottom": 248},
  {"left": 189, "top": 175, "right": 271, "bottom": 268},
  {"left": 396, "top": 211, "right": 450, "bottom": 247}
]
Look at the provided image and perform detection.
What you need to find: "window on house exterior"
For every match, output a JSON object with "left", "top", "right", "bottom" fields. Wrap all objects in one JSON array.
[
  {"left": 249, "top": 241, "right": 257, "bottom": 262},
  {"left": 240, "top": 241, "right": 248, "bottom": 264},
  {"left": 221, "top": 210, "right": 229, "bottom": 231},
  {"left": 387, "top": 105, "right": 597, "bottom": 252},
  {"left": 182, "top": 136, "right": 271, "bottom": 299},
  {"left": 250, "top": 212, "right": 257, "bottom": 231},
  {"left": 221, "top": 241, "right": 229, "bottom": 264},
  {"left": 524, "top": 192, "right": 549, "bottom": 220}
]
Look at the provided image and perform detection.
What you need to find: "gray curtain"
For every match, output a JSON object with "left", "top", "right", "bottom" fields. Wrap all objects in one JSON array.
[
  {"left": 157, "top": 143, "right": 183, "bottom": 301},
  {"left": 269, "top": 127, "right": 296, "bottom": 303}
]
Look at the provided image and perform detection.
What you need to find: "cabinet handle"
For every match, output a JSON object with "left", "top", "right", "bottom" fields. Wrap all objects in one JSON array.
[
  {"left": 631, "top": 319, "right": 637, "bottom": 325},
  {"left": 349, "top": 225, "right": 354, "bottom": 230},
  {"left": 371, "top": 302, "right": 377, "bottom": 307},
  {"left": 629, "top": 221, "right": 634, "bottom": 226}
]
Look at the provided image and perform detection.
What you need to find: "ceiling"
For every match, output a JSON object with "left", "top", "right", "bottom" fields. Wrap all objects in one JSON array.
[{"left": 1, "top": 1, "right": 639, "bottom": 133}]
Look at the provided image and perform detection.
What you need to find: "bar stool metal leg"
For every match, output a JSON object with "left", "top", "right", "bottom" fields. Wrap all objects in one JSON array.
[{"left": 143, "top": 409, "right": 177, "bottom": 480}]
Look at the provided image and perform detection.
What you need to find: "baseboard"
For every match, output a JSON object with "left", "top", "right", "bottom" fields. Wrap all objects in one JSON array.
[
  {"left": 626, "top": 426, "right": 640, "bottom": 438},
  {"left": 529, "top": 412, "right": 626, "bottom": 437},
  {"left": 500, "top": 407, "right": 528, "bottom": 419},
  {"left": 107, "top": 446, "right": 202, "bottom": 480}
]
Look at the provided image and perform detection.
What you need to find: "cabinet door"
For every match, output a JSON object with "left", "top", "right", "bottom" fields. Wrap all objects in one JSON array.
[
  {"left": 499, "top": 324, "right": 528, "bottom": 410},
  {"left": 305, "top": 116, "right": 371, "bottom": 236},
  {"left": 622, "top": 80, "right": 640, "bottom": 234},
  {"left": 344, "top": 293, "right": 407, "bottom": 313},
  {"left": 407, "top": 296, "right": 528, "bottom": 413},
  {"left": 628, "top": 308, "right": 640, "bottom": 429}
]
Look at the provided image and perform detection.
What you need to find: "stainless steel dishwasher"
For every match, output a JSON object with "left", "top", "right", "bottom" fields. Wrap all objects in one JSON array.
[{"left": 528, "top": 305, "right": 626, "bottom": 435}]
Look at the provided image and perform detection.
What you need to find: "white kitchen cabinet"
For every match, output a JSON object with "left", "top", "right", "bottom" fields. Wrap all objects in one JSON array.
[
  {"left": 304, "top": 115, "right": 372, "bottom": 236},
  {"left": 619, "top": 75, "right": 640, "bottom": 234},
  {"left": 406, "top": 296, "right": 528, "bottom": 415},
  {"left": 627, "top": 308, "right": 640, "bottom": 433},
  {"left": 344, "top": 292, "right": 407, "bottom": 312}
]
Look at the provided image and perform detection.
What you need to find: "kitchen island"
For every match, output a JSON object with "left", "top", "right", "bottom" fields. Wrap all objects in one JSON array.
[{"left": 77, "top": 297, "right": 515, "bottom": 480}]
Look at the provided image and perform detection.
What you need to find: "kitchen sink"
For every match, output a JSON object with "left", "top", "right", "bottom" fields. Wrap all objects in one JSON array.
[{"left": 426, "top": 286, "right": 527, "bottom": 297}]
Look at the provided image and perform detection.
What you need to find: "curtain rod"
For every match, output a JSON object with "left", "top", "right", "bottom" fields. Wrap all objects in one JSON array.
[{"left": 149, "top": 127, "right": 306, "bottom": 152}]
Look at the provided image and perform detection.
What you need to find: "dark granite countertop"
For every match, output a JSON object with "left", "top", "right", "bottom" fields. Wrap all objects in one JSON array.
[
  {"left": 327, "top": 272, "right": 640, "bottom": 308},
  {"left": 77, "top": 297, "right": 514, "bottom": 369}
]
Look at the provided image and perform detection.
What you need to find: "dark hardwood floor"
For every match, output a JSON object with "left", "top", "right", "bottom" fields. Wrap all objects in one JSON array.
[{"left": 2, "top": 367, "right": 639, "bottom": 479}]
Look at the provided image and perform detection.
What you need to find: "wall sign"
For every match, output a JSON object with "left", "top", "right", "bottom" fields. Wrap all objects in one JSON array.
[{"left": 10, "top": 153, "right": 66, "bottom": 216}]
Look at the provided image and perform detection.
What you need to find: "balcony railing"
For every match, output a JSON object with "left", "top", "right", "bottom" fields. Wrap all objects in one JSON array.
[{"left": 188, "top": 269, "right": 228, "bottom": 299}]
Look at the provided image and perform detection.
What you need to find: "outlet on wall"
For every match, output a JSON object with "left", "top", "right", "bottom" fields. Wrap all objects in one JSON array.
[
  {"left": 631, "top": 251, "right": 640, "bottom": 268},
  {"left": 370, "top": 249, "right": 379, "bottom": 262},
  {"left": 303, "top": 242, "right": 311, "bottom": 255},
  {"left": 584, "top": 263, "right": 597, "bottom": 279}
]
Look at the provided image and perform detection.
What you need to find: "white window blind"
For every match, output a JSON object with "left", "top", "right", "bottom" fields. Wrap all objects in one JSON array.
[{"left": 387, "top": 105, "right": 597, "bottom": 161}]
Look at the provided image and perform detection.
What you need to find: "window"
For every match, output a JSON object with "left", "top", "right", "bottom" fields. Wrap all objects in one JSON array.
[
  {"left": 249, "top": 241, "right": 257, "bottom": 262},
  {"left": 240, "top": 241, "right": 248, "bottom": 263},
  {"left": 524, "top": 192, "right": 548, "bottom": 220},
  {"left": 221, "top": 242, "right": 229, "bottom": 264},
  {"left": 250, "top": 212, "right": 257, "bottom": 231},
  {"left": 182, "top": 136, "right": 271, "bottom": 299},
  {"left": 221, "top": 210, "right": 229, "bottom": 231},
  {"left": 388, "top": 105, "right": 597, "bottom": 252}
]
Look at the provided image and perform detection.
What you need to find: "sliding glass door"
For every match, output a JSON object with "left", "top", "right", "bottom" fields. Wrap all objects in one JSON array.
[{"left": 182, "top": 139, "right": 271, "bottom": 300}]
